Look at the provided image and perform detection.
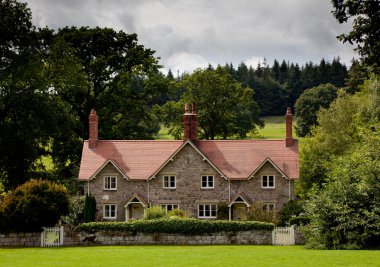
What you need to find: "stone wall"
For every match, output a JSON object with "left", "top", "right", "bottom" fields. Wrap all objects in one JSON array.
[{"left": 0, "top": 232, "right": 40, "bottom": 247}]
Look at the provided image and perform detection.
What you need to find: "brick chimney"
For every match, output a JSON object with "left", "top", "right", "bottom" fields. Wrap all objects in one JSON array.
[
  {"left": 89, "top": 109, "right": 98, "bottom": 149},
  {"left": 285, "top": 107, "right": 294, "bottom": 147},
  {"left": 183, "top": 103, "right": 198, "bottom": 142}
]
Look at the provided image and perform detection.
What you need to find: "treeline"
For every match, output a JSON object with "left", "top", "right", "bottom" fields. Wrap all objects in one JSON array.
[{"left": 167, "top": 58, "right": 348, "bottom": 116}]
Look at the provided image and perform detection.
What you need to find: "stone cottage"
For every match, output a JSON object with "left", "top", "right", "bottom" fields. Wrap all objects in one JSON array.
[{"left": 78, "top": 104, "right": 299, "bottom": 221}]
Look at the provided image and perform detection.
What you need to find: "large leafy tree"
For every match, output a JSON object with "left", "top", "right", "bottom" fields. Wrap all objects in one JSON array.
[
  {"left": 331, "top": 0, "right": 380, "bottom": 74},
  {"left": 158, "top": 67, "right": 263, "bottom": 140},
  {"left": 295, "top": 83, "right": 338, "bottom": 137},
  {"left": 0, "top": 0, "right": 59, "bottom": 190}
]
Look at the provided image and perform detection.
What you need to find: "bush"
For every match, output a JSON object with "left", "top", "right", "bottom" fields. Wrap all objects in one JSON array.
[
  {"left": 144, "top": 205, "right": 167, "bottom": 220},
  {"left": 83, "top": 194, "right": 96, "bottom": 223},
  {"left": 77, "top": 218, "right": 274, "bottom": 235},
  {"left": 243, "top": 202, "right": 277, "bottom": 224},
  {"left": 0, "top": 179, "right": 70, "bottom": 233},
  {"left": 277, "top": 199, "right": 304, "bottom": 226},
  {"left": 62, "top": 195, "right": 85, "bottom": 226},
  {"left": 217, "top": 202, "right": 229, "bottom": 220},
  {"left": 289, "top": 216, "right": 311, "bottom": 226},
  {"left": 167, "top": 209, "right": 188, "bottom": 218}
]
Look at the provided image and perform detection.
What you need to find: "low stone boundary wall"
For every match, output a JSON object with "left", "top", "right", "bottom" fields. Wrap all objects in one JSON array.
[
  {"left": 0, "top": 227, "right": 305, "bottom": 247},
  {"left": 0, "top": 232, "right": 40, "bottom": 247}
]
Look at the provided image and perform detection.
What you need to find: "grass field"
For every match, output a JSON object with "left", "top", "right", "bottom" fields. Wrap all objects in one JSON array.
[{"left": 1, "top": 245, "right": 379, "bottom": 267}]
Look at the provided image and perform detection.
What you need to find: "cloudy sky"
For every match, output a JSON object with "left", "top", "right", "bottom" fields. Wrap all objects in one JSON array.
[{"left": 27, "top": 0, "right": 356, "bottom": 73}]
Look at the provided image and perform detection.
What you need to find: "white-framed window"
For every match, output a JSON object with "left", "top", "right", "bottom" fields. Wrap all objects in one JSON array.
[
  {"left": 104, "top": 176, "right": 117, "bottom": 190},
  {"left": 161, "top": 204, "right": 179, "bottom": 212},
  {"left": 163, "top": 175, "right": 176, "bottom": 189},
  {"left": 262, "top": 175, "right": 275, "bottom": 188},
  {"left": 201, "top": 175, "right": 214, "bottom": 189},
  {"left": 198, "top": 204, "right": 217, "bottom": 219},
  {"left": 263, "top": 203, "right": 275, "bottom": 211},
  {"left": 103, "top": 204, "right": 117, "bottom": 219}
]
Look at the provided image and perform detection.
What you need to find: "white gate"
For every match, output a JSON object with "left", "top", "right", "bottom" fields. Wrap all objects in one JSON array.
[
  {"left": 272, "top": 225, "right": 295, "bottom": 245},
  {"left": 41, "top": 226, "right": 64, "bottom": 247}
]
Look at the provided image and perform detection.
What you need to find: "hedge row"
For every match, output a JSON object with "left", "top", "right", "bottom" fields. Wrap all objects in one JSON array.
[{"left": 77, "top": 218, "right": 274, "bottom": 235}]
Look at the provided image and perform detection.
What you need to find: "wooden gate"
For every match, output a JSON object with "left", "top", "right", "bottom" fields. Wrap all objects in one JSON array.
[
  {"left": 41, "top": 226, "right": 64, "bottom": 247},
  {"left": 272, "top": 225, "right": 295, "bottom": 245}
]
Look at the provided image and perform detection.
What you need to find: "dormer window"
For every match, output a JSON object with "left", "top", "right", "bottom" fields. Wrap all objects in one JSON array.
[
  {"left": 104, "top": 176, "right": 117, "bottom": 190},
  {"left": 262, "top": 175, "right": 275, "bottom": 188},
  {"left": 163, "top": 175, "right": 176, "bottom": 189}
]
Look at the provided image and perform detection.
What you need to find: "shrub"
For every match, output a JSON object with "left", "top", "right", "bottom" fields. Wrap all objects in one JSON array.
[
  {"left": 0, "top": 179, "right": 70, "bottom": 233},
  {"left": 289, "top": 216, "right": 311, "bottom": 226},
  {"left": 62, "top": 195, "right": 85, "bottom": 226},
  {"left": 144, "top": 205, "right": 167, "bottom": 220},
  {"left": 77, "top": 218, "right": 274, "bottom": 235},
  {"left": 277, "top": 199, "right": 304, "bottom": 226},
  {"left": 83, "top": 194, "right": 96, "bottom": 223},
  {"left": 217, "top": 202, "right": 229, "bottom": 220},
  {"left": 167, "top": 208, "right": 188, "bottom": 218},
  {"left": 243, "top": 201, "right": 278, "bottom": 224}
]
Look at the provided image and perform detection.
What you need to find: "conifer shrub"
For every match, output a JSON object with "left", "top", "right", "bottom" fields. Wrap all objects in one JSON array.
[{"left": 83, "top": 194, "right": 96, "bottom": 222}]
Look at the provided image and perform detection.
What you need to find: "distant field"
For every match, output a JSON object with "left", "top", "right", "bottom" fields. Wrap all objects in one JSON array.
[
  {"left": 156, "top": 116, "right": 300, "bottom": 141},
  {"left": 1, "top": 246, "right": 379, "bottom": 267}
]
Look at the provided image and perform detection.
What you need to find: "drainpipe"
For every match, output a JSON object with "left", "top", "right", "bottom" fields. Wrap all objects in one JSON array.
[
  {"left": 147, "top": 180, "right": 150, "bottom": 204},
  {"left": 288, "top": 179, "right": 291, "bottom": 201},
  {"left": 87, "top": 180, "right": 90, "bottom": 195},
  {"left": 228, "top": 180, "right": 231, "bottom": 202},
  {"left": 229, "top": 206, "right": 231, "bottom": 221}
]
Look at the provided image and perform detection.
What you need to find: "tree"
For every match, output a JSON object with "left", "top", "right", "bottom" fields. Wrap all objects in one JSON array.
[
  {"left": 158, "top": 67, "right": 263, "bottom": 140},
  {"left": 0, "top": 180, "right": 70, "bottom": 233},
  {"left": 295, "top": 83, "right": 338, "bottom": 137},
  {"left": 331, "top": 0, "right": 380, "bottom": 74},
  {"left": 0, "top": 0, "right": 59, "bottom": 190},
  {"left": 304, "top": 128, "right": 380, "bottom": 249}
]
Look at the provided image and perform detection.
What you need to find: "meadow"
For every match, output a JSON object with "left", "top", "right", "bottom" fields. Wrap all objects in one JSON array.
[{"left": 1, "top": 245, "right": 379, "bottom": 267}]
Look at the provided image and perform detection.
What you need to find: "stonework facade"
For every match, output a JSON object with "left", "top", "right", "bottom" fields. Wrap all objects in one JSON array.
[{"left": 80, "top": 105, "right": 299, "bottom": 222}]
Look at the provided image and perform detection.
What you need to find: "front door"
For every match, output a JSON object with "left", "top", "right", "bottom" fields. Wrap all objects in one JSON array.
[
  {"left": 128, "top": 203, "right": 144, "bottom": 220},
  {"left": 232, "top": 203, "right": 247, "bottom": 220}
]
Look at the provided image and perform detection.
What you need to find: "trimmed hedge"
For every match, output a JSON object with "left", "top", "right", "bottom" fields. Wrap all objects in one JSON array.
[{"left": 77, "top": 218, "right": 274, "bottom": 235}]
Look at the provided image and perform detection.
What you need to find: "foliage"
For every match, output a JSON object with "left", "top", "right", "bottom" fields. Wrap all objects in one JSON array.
[
  {"left": 288, "top": 216, "right": 311, "bottom": 226},
  {"left": 304, "top": 128, "right": 380, "bottom": 249},
  {"left": 144, "top": 205, "right": 167, "bottom": 220},
  {"left": 83, "top": 194, "right": 96, "bottom": 223},
  {"left": 0, "top": 179, "right": 70, "bottom": 233},
  {"left": 277, "top": 199, "right": 305, "bottom": 226},
  {"left": 243, "top": 202, "right": 278, "bottom": 224},
  {"left": 167, "top": 208, "right": 188, "bottom": 218},
  {"left": 77, "top": 218, "right": 274, "bottom": 235},
  {"left": 217, "top": 202, "right": 229, "bottom": 220},
  {"left": 295, "top": 83, "right": 338, "bottom": 137},
  {"left": 61, "top": 195, "right": 85, "bottom": 226},
  {"left": 157, "top": 67, "right": 263, "bottom": 139},
  {"left": 331, "top": 0, "right": 380, "bottom": 74}
]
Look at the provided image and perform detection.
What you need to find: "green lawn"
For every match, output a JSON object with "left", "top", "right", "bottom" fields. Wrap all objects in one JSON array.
[{"left": 1, "top": 245, "right": 380, "bottom": 267}]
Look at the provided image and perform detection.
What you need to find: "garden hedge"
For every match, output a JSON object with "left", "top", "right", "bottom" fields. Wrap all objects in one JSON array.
[{"left": 77, "top": 218, "right": 274, "bottom": 235}]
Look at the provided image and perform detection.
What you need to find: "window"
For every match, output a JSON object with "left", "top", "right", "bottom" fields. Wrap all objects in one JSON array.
[
  {"left": 104, "top": 176, "right": 117, "bottom": 190},
  {"left": 263, "top": 203, "right": 275, "bottom": 211},
  {"left": 262, "top": 175, "right": 275, "bottom": 188},
  {"left": 198, "top": 204, "right": 217, "bottom": 218},
  {"left": 161, "top": 204, "right": 179, "bottom": 212},
  {"left": 201, "top": 175, "right": 214, "bottom": 189},
  {"left": 163, "top": 175, "right": 176, "bottom": 189},
  {"left": 103, "top": 204, "right": 117, "bottom": 219}
]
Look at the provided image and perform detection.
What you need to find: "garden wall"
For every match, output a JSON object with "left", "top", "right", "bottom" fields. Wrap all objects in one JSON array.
[{"left": 0, "top": 232, "right": 40, "bottom": 247}]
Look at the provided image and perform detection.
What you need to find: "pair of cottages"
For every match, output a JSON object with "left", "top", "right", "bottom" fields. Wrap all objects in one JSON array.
[{"left": 78, "top": 104, "right": 299, "bottom": 221}]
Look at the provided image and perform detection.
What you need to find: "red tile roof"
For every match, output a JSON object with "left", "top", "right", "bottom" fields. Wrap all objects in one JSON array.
[{"left": 78, "top": 139, "right": 299, "bottom": 181}]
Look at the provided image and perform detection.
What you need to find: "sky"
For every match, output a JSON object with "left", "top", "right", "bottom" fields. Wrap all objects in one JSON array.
[{"left": 26, "top": 0, "right": 357, "bottom": 74}]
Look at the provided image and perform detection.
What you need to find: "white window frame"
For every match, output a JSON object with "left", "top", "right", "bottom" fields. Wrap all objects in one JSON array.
[
  {"left": 198, "top": 204, "right": 217, "bottom": 219},
  {"left": 104, "top": 175, "right": 117, "bottom": 190},
  {"left": 263, "top": 203, "right": 276, "bottom": 211},
  {"left": 261, "top": 175, "right": 275, "bottom": 189},
  {"left": 161, "top": 204, "right": 179, "bottom": 213},
  {"left": 103, "top": 204, "right": 117, "bottom": 219},
  {"left": 163, "top": 175, "right": 176, "bottom": 189},
  {"left": 201, "top": 175, "right": 214, "bottom": 189}
]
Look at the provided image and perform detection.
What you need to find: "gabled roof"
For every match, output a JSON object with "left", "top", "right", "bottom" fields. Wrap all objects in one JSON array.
[
  {"left": 78, "top": 140, "right": 183, "bottom": 180},
  {"left": 78, "top": 139, "right": 299, "bottom": 181},
  {"left": 197, "top": 140, "right": 299, "bottom": 179}
]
